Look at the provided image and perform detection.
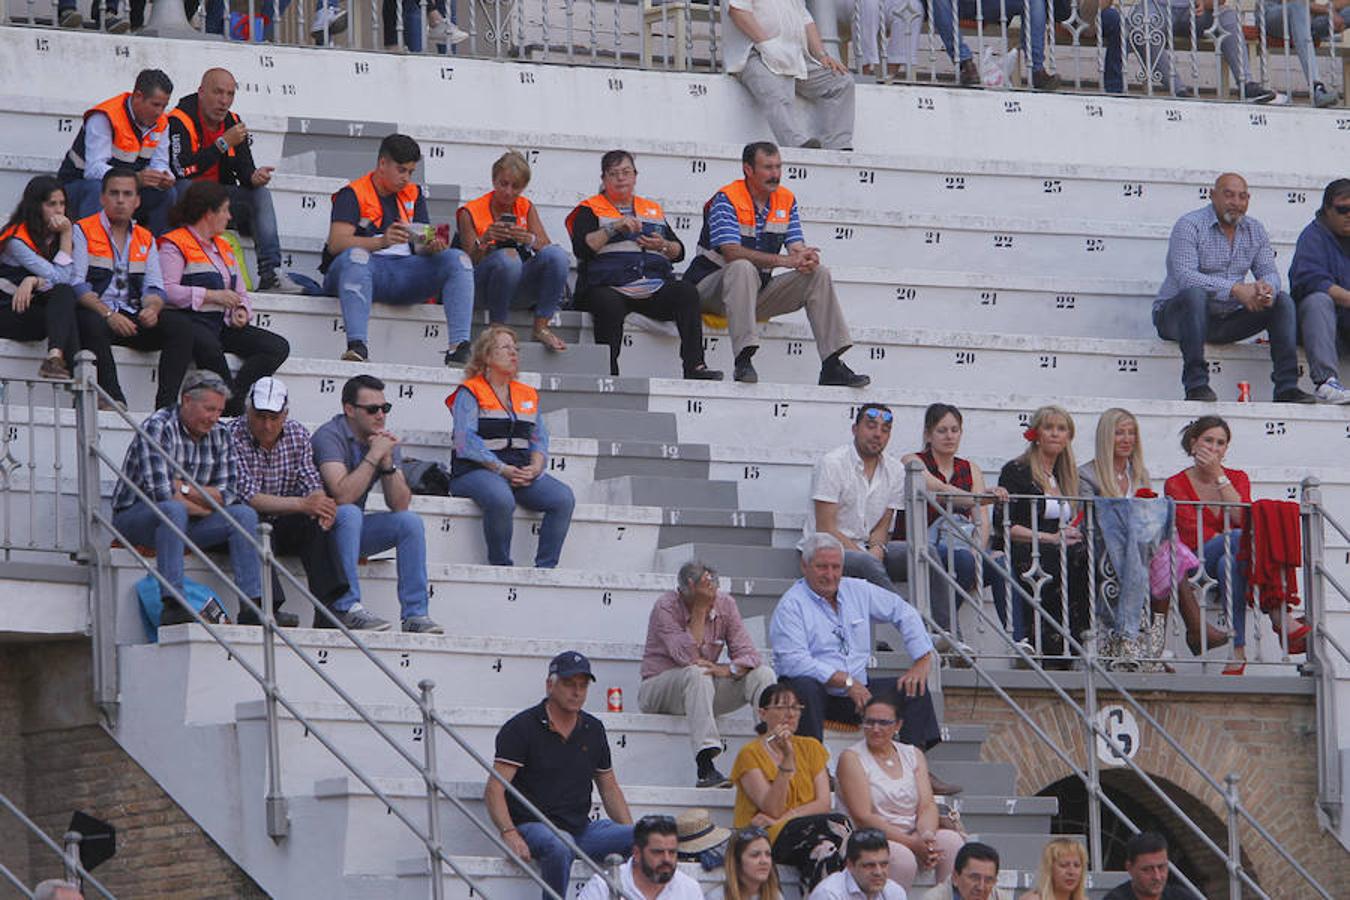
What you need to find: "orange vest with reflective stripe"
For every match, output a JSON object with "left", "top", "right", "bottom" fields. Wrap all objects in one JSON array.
[
  {"left": 76, "top": 214, "right": 154, "bottom": 300},
  {"left": 0, "top": 224, "right": 44, "bottom": 301},
  {"left": 159, "top": 227, "right": 237, "bottom": 292},
  {"left": 460, "top": 192, "right": 532, "bottom": 239},
  {"left": 686, "top": 180, "right": 796, "bottom": 287},
  {"left": 341, "top": 172, "right": 420, "bottom": 235},
  {"left": 565, "top": 193, "right": 672, "bottom": 291},
  {"left": 446, "top": 375, "right": 539, "bottom": 474},
  {"left": 60, "top": 93, "right": 168, "bottom": 179}
]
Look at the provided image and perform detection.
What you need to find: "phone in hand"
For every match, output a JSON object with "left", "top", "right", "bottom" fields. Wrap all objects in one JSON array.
[{"left": 640, "top": 221, "right": 662, "bottom": 237}]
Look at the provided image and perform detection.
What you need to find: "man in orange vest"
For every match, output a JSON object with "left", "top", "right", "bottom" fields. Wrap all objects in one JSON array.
[
  {"left": 684, "top": 142, "right": 867, "bottom": 387},
  {"left": 58, "top": 69, "right": 177, "bottom": 235},
  {"left": 167, "top": 68, "right": 302, "bottom": 295},
  {"left": 320, "top": 134, "right": 474, "bottom": 366}
]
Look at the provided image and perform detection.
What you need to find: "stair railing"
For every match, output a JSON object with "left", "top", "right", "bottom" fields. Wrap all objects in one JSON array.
[
  {"left": 903, "top": 459, "right": 1335, "bottom": 899},
  {"left": 0, "top": 791, "right": 115, "bottom": 899},
  {"left": 69, "top": 355, "right": 618, "bottom": 900}
]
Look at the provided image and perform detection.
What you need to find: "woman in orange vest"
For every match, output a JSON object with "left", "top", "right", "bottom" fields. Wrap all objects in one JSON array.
[
  {"left": 445, "top": 324, "right": 575, "bottom": 568},
  {"left": 0, "top": 176, "right": 83, "bottom": 380},
  {"left": 159, "top": 181, "right": 289, "bottom": 416},
  {"left": 455, "top": 151, "right": 569, "bottom": 353}
]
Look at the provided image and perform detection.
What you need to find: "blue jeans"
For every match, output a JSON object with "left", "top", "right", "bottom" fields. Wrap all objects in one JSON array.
[
  {"left": 112, "top": 499, "right": 262, "bottom": 600},
  {"left": 474, "top": 245, "right": 569, "bottom": 322},
  {"left": 929, "top": 537, "right": 1019, "bottom": 640},
  {"left": 1153, "top": 286, "right": 1300, "bottom": 396},
  {"left": 383, "top": 0, "right": 425, "bottom": 51},
  {"left": 1260, "top": 1, "right": 1320, "bottom": 87},
  {"left": 1202, "top": 530, "right": 1249, "bottom": 648},
  {"left": 929, "top": 0, "right": 1050, "bottom": 70},
  {"left": 323, "top": 247, "right": 473, "bottom": 347},
  {"left": 225, "top": 184, "right": 282, "bottom": 272},
  {"left": 449, "top": 468, "right": 575, "bottom": 567},
  {"left": 516, "top": 819, "right": 633, "bottom": 900},
  {"left": 329, "top": 505, "right": 429, "bottom": 618}
]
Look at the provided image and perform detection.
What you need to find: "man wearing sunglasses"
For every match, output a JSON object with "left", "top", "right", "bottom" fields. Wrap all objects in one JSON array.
[
  {"left": 1289, "top": 178, "right": 1350, "bottom": 405},
  {"left": 310, "top": 374, "right": 442, "bottom": 633}
]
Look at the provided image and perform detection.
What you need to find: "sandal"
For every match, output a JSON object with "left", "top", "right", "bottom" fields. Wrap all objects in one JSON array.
[
  {"left": 1271, "top": 612, "right": 1310, "bottom": 655},
  {"left": 1221, "top": 659, "right": 1247, "bottom": 676},
  {"left": 532, "top": 323, "right": 567, "bottom": 352}
]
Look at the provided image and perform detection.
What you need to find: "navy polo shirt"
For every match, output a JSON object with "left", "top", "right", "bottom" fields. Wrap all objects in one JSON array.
[{"left": 495, "top": 699, "right": 613, "bottom": 835}]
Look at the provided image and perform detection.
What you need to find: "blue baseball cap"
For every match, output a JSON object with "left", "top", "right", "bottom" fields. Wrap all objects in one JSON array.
[{"left": 548, "top": 651, "right": 595, "bottom": 681}]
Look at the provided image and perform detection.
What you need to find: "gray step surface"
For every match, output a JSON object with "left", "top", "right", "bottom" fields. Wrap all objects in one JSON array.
[
  {"left": 657, "top": 543, "right": 804, "bottom": 579},
  {"left": 592, "top": 474, "right": 741, "bottom": 510},
  {"left": 544, "top": 407, "right": 678, "bottom": 442}
]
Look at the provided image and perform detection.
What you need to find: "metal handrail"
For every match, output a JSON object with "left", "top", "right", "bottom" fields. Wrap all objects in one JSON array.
[
  {"left": 0, "top": 791, "right": 116, "bottom": 899},
  {"left": 904, "top": 459, "right": 1335, "bottom": 898},
  {"left": 69, "top": 357, "right": 621, "bottom": 900}
]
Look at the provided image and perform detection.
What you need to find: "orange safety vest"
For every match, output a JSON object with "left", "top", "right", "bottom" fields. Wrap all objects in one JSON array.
[
  {"left": 446, "top": 375, "right": 539, "bottom": 475},
  {"left": 341, "top": 172, "right": 420, "bottom": 234},
  {"left": 0, "top": 223, "right": 44, "bottom": 300},
  {"left": 61, "top": 92, "right": 168, "bottom": 177},
  {"left": 168, "top": 107, "right": 238, "bottom": 157},
  {"left": 76, "top": 213, "right": 154, "bottom": 300},
  {"left": 460, "top": 192, "right": 532, "bottom": 240},
  {"left": 565, "top": 193, "right": 672, "bottom": 291},
  {"left": 159, "top": 226, "right": 238, "bottom": 292},
  {"left": 686, "top": 180, "right": 796, "bottom": 289}
]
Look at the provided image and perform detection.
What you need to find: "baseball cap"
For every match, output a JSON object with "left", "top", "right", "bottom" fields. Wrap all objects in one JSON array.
[
  {"left": 248, "top": 376, "right": 289, "bottom": 413},
  {"left": 548, "top": 651, "right": 595, "bottom": 681}
]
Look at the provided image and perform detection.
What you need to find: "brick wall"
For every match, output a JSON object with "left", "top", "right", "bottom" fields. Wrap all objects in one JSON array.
[{"left": 945, "top": 685, "right": 1349, "bottom": 900}]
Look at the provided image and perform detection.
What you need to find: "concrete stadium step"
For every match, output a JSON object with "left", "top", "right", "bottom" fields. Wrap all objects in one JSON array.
[
  {"left": 656, "top": 544, "right": 804, "bottom": 579},
  {"left": 588, "top": 475, "right": 741, "bottom": 510},
  {"left": 542, "top": 407, "right": 678, "bottom": 443}
]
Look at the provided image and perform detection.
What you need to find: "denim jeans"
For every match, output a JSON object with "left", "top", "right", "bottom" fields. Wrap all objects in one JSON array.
[
  {"left": 449, "top": 468, "right": 575, "bottom": 567},
  {"left": 323, "top": 247, "right": 474, "bottom": 347},
  {"left": 1153, "top": 286, "right": 1300, "bottom": 396},
  {"left": 329, "top": 505, "right": 429, "bottom": 618},
  {"left": 929, "top": 537, "right": 1018, "bottom": 639},
  {"left": 112, "top": 499, "right": 262, "bottom": 600},
  {"left": 383, "top": 0, "right": 425, "bottom": 51},
  {"left": 843, "top": 543, "right": 908, "bottom": 593},
  {"left": 516, "top": 819, "right": 634, "bottom": 900},
  {"left": 224, "top": 184, "right": 283, "bottom": 273},
  {"left": 1260, "top": 1, "right": 1320, "bottom": 88},
  {"left": 1169, "top": 5, "right": 1251, "bottom": 85},
  {"left": 474, "top": 245, "right": 568, "bottom": 322},
  {"left": 929, "top": 0, "right": 1050, "bottom": 70},
  {"left": 1202, "top": 530, "right": 1249, "bottom": 648},
  {"left": 1296, "top": 291, "right": 1350, "bottom": 386}
]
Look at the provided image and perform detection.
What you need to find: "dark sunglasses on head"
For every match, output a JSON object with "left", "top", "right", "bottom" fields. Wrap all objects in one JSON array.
[
  {"left": 356, "top": 402, "right": 392, "bottom": 415},
  {"left": 637, "top": 814, "right": 676, "bottom": 827},
  {"left": 734, "top": 826, "right": 769, "bottom": 841},
  {"left": 862, "top": 408, "right": 894, "bottom": 423},
  {"left": 1332, "top": 204, "right": 1350, "bottom": 216}
]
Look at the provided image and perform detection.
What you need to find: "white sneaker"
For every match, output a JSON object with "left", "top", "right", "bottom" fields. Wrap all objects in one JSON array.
[
  {"left": 311, "top": 5, "right": 348, "bottom": 36},
  {"left": 428, "top": 13, "right": 469, "bottom": 45},
  {"left": 1315, "top": 378, "right": 1350, "bottom": 404}
]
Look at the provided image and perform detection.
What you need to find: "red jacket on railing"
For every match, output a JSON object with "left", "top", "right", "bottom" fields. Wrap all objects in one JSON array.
[
  {"left": 1241, "top": 499, "right": 1302, "bottom": 614},
  {"left": 1163, "top": 467, "right": 1252, "bottom": 551}
]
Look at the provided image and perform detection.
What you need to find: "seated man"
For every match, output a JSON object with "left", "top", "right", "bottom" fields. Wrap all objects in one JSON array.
[
  {"left": 110, "top": 370, "right": 261, "bottom": 627},
  {"left": 486, "top": 652, "right": 635, "bottom": 900},
  {"left": 1289, "top": 179, "right": 1350, "bottom": 404},
  {"left": 684, "top": 142, "right": 868, "bottom": 387},
  {"left": 1102, "top": 832, "right": 1199, "bottom": 900},
  {"left": 167, "top": 67, "right": 302, "bottom": 294},
  {"left": 810, "top": 829, "right": 906, "bottom": 900},
  {"left": 723, "top": 0, "right": 853, "bottom": 150},
  {"left": 230, "top": 377, "right": 349, "bottom": 628},
  {"left": 58, "top": 69, "right": 177, "bottom": 234},
  {"left": 638, "top": 560, "right": 777, "bottom": 788},
  {"left": 922, "top": 842, "right": 1011, "bottom": 900},
  {"left": 311, "top": 374, "right": 441, "bottom": 633},
  {"left": 320, "top": 133, "right": 473, "bottom": 366},
  {"left": 71, "top": 169, "right": 200, "bottom": 410},
  {"left": 576, "top": 814, "right": 703, "bottom": 900},
  {"left": 770, "top": 533, "right": 958, "bottom": 795},
  {"left": 1153, "top": 173, "right": 1312, "bottom": 403}
]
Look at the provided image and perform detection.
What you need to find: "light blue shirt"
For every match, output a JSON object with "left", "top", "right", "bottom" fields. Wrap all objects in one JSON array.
[
  {"left": 1155, "top": 205, "right": 1280, "bottom": 314},
  {"left": 71, "top": 212, "right": 165, "bottom": 313},
  {"left": 0, "top": 239, "right": 73, "bottom": 286},
  {"left": 81, "top": 100, "right": 171, "bottom": 181},
  {"left": 770, "top": 576, "right": 934, "bottom": 693}
]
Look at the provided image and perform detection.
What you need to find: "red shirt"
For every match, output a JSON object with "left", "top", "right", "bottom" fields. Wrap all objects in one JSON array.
[
  {"left": 1164, "top": 467, "right": 1251, "bottom": 551},
  {"left": 199, "top": 119, "right": 226, "bottom": 182}
]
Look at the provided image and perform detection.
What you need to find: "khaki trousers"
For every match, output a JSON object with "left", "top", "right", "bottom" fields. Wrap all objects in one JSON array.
[
  {"left": 696, "top": 258, "right": 852, "bottom": 360},
  {"left": 637, "top": 663, "right": 778, "bottom": 754}
]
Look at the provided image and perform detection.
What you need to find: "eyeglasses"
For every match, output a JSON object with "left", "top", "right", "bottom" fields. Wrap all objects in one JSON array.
[
  {"left": 1332, "top": 204, "right": 1350, "bottom": 216},
  {"left": 604, "top": 167, "right": 638, "bottom": 178},
  {"left": 861, "top": 718, "right": 898, "bottom": 729},
  {"left": 861, "top": 408, "right": 893, "bottom": 423},
  {"left": 832, "top": 625, "right": 851, "bottom": 654},
  {"left": 355, "top": 402, "right": 392, "bottom": 415}
]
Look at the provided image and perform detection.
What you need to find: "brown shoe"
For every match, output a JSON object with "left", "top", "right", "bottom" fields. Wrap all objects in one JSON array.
[
  {"left": 37, "top": 356, "right": 71, "bottom": 380},
  {"left": 959, "top": 59, "right": 981, "bottom": 87},
  {"left": 930, "top": 772, "right": 964, "bottom": 796},
  {"left": 1032, "top": 68, "right": 1061, "bottom": 91}
]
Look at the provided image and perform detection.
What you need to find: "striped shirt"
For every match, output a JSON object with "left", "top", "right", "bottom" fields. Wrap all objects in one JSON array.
[
  {"left": 228, "top": 416, "right": 324, "bottom": 509},
  {"left": 1155, "top": 205, "right": 1280, "bottom": 314},
  {"left": 706, "top": 190, "right": 806, "bottom": 254},
  {"left": 112, "top": 405, "right": 239, "bottom": 511}
]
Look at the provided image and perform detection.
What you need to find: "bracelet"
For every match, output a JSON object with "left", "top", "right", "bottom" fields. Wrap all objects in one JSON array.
[
  {"left": 103, "top": 306, "right": 115, "bottom": 319},
  {"left": 378, "top": 465, "right": 398, "bottom": 477},
  {"left": 500, "top": 826, "right": 518, "bottom": 836}
]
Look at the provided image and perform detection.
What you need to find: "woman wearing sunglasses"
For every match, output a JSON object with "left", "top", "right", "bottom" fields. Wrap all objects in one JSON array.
[
  {"left": 836, "top": 697, "right": 964, "bottom": 890},
  {"left": 730, "top": 683, "right": 850, "bottom": 891},
  {"left": 446, "top": 324, "right": 575, "bottom": 568},
  {"left": 707, "top": 825, "right": 782, "bottom": 900}
]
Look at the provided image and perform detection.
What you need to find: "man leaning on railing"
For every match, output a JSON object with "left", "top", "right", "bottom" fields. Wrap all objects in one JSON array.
[{"left": 110, "top": 369, "right": 263, "bottom": 628}]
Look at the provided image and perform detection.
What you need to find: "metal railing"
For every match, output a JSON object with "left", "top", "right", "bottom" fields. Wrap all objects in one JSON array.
[
  {"left": 903, "top": 458, "right": 1338, "bottom": 897},
  {"left": 1, "top": 0, "right": 1342, "bottom": 103},
  {"left": 0, "top": 792, "right": 115, "bottom": 899},
  {"left": 0, "top": 376, "right": 80, "bottom": 562},
  {"left": 62, "top": 354, "right": 621, "bottom": 900}
]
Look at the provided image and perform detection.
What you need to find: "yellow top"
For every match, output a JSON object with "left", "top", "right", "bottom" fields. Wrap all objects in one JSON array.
[{"left": 730, "top": 735, "right": 830, "bottom": 843}]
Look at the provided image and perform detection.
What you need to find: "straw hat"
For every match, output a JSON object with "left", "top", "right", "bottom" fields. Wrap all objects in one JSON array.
[{"left": 675, "top": 808, "right": 730, "bottom": 856}]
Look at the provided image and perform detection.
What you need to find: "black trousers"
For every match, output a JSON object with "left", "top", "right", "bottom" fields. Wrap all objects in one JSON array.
[
  {"left": 578, "top": 282, "right": 706, "bottom": 376},
  {"left": 77, "top": 306, "right": 199, "bottom": 409},
  {"left": 0, "top": 284, "right": 80, "bottom": 362},
  {"left": 1010, "top": 542, "right": 1091, "bottom": 658},
  {"left": 185, "top": 311, "right": 290, "bottom": 416},
  {"left": 785, "top": 673, "right": 943, "bottom": 751},
  {"left": 268, "top": 513, "right": 349, "bottom": 611}
]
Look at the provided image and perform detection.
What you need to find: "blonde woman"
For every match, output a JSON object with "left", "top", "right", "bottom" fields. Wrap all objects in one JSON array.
[
  {"left": 1019, "top": 838, "right": 1087, "bottom": 900},
  {"left": 707, "top": 825, "right": 782, "bottom": 900},
  {"left": 994, "top": 406, "right": 1090, "bottom": 664}
]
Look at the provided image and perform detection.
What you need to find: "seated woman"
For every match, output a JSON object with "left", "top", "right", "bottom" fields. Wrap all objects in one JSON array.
[
  {"left": 899, "top": 402, "right": 1014, "bottom": 656},
  {"left": 836, "top": 697, "right": 964, "bottom": 890},
  {"left": 995, "top": 405, "right": 1090, "bottom": 665},
  {"left": 706, "top": 824, "right": 782, "bottom": 900},
  {"left": 0, "top": 175, "right": 82, "bottom": 380},
  {"left": 455, "top": 150, "right": 569, "bottom": 352},
  {"left": 565, "top": 150, "right": 721, "bottom": 380},
  {"left": 159, "top": 181, "right": 290, "bottom": 415},
  {"left": 1080, "top": 408, "right": 1226, "bottom": 668},
  {"left": 730, "top": 683, "right": 849, "bottom": 891},
  {"left": 447, "top": 324, "right": 575, "bottom": 568},
  {"left": 1164, "top": 416, "right": 1305, "bottom": 675},
  {"left": 1019, "top": 837, "right": 1087, "bottom": 900}
]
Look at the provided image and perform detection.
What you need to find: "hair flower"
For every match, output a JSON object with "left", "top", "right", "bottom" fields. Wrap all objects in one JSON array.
[
  {"left": 1022, "top": 427, "right": 1039, "bottom": 442},
  {"left": 1135, "top": 488, "right": 1158, "bottom": 499}
]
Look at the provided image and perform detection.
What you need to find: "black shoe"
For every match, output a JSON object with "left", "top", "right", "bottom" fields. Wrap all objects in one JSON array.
[
  {"left": 695, "top": 766, "right": 733, "bottom": 789},
  {"left": 684, "top": 364, "right": 724, "bottom": 381},
  {"left": 1274, "top": 388, "right": 1316, "bottom": 404},
  {"left": 1242, "top": 81, "right": 1277, "bottom": 103},
  {"left": 444, "top": 343, "right": 470, "bottom": 367},
  {"left": 341, "top": 341, "right": 369, "bottom": 363},
  {"left": 819, "top": 356, "right": 870, "bottom": 388},
  {"left": 1031, "top": 68, "right": 1061, "bottom": 91},
  {"left": 237, "top": 603, "right": 301, "bottom": 628},
  {"left": 1184, "top": 385, "right": 1218, "bottom": 402},
  {"left": 959, "top": 58, "right": 981, "bottom": 87},
  {"left": 159, "top": 603, "right": 197, "bottom": 627},
  {"left": 733, "top": 347, "right": 759, "bottom": 384}
]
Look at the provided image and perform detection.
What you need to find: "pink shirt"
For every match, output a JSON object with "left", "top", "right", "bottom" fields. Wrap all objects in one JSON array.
[
  {"left": 640, "top": 589, "right": 761, "bottom": 680},
  {"left": 158, "top": 225, "right": 253, "bottom": 317}
]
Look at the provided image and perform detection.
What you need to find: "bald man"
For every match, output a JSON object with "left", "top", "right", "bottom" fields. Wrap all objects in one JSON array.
[
  {"left": 167, "top": 68, "right": 301, "bottom": 295},
  {"left": 1153, "top": 173, "right": 1312, "bottom": 404}
]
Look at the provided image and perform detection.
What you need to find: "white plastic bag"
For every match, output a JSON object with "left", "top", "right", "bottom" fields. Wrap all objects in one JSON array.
[{"left": 979, "top": 45, "right": 1022, "bottom": 89}]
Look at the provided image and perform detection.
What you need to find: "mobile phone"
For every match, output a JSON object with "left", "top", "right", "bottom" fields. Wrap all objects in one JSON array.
[
  {"left": 640, "top": 221, "right": 662, "bottom": 237},
  {"left": 497, "top": 212, "right": 517, "bottom": 225}
]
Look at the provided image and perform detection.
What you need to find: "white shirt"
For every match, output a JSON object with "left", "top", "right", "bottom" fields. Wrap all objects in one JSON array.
[
  {"left": 805, "top": 443, "right": 905, "bottom": 545},
  {"left": 81, "top": 102, "right": 171, "bottom": 180},
  {"left": 724, "top": 0, "right": 814, "bottom": 77},
  {"left": 809, "top": 869, "right": 908, "bottom": 900},
  {"left": 578, "top": 859, "right": 706, "bottom": 900}
]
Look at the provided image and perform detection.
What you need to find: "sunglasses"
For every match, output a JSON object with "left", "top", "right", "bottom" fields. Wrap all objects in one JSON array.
[
  {"left": 734, "top": 826, "right": 769, "bottom": 841},
  {"left": 861, "top": 408, "right": 894, "bottom": 423},
  {"left": 355, "top": 402, "right": 393, "bottom": 415},
  {"left": 637, "top": 814, "right": 676, "bottom": 827},
  {"left": 1332, "top": 204, "right": 1350, "bottom": 216}
]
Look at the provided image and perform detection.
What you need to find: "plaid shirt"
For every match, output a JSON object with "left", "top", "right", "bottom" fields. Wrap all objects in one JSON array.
[
  {"left": 228, "top": 416, "right": 324, "bottom": 510},
  {"left": 1155, "top": 205, "right": 1281, "bottom": 314},
  {"left": 112, "top": 405, "right": 239, "bottom": 511}
]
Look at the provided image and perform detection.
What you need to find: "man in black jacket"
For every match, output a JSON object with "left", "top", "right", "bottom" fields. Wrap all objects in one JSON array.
[{"left": 167, "top": 68, "right": 301, "bottom": 294}]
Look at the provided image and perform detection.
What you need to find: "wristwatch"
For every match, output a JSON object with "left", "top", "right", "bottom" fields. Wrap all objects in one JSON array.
[
  {"left": 214, "top": 136, "right": 230, "bottom": 154},
  {"left": 179, "top": 484, "right": 191, "bottom": 496},
  {"left": 844, "top": 675, "right": 855, "bottom": 689}
]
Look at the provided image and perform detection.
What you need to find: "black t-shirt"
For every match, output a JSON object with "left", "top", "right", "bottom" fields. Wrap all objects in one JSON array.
[
  {"left": 320, "top": 184, "right": 431, "bottom": 270},
  {"left": 495, "top": 699, "right": 614, "bottom": 835},
  {"left": 1102, "top": 880, "right": 1200, "bottom": 900}
]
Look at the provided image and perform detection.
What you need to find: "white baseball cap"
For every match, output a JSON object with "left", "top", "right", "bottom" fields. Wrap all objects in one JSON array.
[{"left": 248, "top": 377, "right": 289, "bottom": 413}]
